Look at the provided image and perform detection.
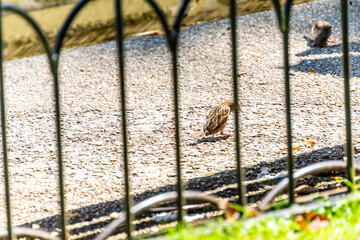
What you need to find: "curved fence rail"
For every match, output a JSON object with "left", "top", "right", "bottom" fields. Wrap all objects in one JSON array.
[{"left": 0, "top": 0, "right": 356, "bottom": 239}]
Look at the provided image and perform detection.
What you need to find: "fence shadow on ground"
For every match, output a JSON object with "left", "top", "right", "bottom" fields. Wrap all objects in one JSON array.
[
  {"left": 296, "top": 40, "right": 360, "bottom": 57},
  {"left": 292, "top": 55, "right": 360, "bottom": 77},
  {"left": 18, "top": 144, "right": 348, "bottom": 239},
  {"left": 293, "top": 40, "right": 360, "bottom": 77}
]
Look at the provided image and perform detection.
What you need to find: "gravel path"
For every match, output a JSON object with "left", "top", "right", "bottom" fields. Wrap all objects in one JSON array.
[{"left": 1, "top": 0, "right": 360, "bottom": 238}]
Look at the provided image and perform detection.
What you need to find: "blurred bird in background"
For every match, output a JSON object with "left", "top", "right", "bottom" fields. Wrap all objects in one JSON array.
[{"left": 312, "top": 20, "right": 332, "bottom": 47}]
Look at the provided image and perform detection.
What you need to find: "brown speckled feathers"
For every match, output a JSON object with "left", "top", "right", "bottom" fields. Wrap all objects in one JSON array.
[
  {"left": 193, "top": 99, "right": 236, "bottom": 139},
  {"left": 204, "top": 102, "right": 231, "bottom": 135}
]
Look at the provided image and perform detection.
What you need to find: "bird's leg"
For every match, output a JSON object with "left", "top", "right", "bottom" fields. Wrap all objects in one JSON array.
[{"left": 220, "top": 131, "right": 234, "bottom": 137}]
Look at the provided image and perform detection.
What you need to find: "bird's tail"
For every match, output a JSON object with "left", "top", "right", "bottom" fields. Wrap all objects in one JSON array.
[{"left": 192, "top": 130, "right": 204, "bottom": 140}]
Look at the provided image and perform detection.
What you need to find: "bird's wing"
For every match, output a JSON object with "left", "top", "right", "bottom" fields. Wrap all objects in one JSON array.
[{"left": 204, "top": 104, "right": 231, "bottom": 135}]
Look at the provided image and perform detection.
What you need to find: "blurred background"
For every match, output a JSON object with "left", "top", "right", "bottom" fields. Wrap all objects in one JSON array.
[{"left": 2, "top": 0, "right": 313, "bottom": 60}]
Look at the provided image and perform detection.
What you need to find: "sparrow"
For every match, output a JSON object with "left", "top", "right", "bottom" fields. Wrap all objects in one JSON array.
[
  {"left": 312, "top": 21, "right": 332, "bottom": 48},
  {"left": 193, "top": 99, "right": 238, "bottom": 139}
]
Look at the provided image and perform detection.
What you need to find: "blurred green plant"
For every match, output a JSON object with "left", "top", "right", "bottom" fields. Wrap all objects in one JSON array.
[{"left": 164, "top": 191, "right": 360, "bottom": 240}]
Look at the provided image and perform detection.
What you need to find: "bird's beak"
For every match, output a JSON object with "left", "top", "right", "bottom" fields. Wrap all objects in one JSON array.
[{"left": 234, "top": 102, "right": 240, "bottom": 112}]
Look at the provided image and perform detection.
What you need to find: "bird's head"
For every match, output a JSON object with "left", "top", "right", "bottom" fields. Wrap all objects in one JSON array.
[{"left": 225, "top": 99, "right": 240, "bottom": 112}]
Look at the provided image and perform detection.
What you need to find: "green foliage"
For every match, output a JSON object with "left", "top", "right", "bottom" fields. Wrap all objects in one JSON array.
[{"left": 163, "top": 192, "right": 360, "bottom": 240}]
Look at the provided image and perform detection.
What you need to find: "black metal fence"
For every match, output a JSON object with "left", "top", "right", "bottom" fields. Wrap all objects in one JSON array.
[{"left": 0, "top": 0, "right": 356, "bottom": 239}]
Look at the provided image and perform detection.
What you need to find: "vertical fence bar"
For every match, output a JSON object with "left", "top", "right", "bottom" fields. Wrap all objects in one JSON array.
[
  {"left": 283, "top": 4, "right": 295, "bottom": 205},
  {"left": 271, "top": 0, "right": 295, "bottom": 205},
  {"left": 170, "top": 22, "right": 184, "bottom": 228},
  {"left": 341, "top": 0, "right": 355, "bottom": 185},
  {"left": 0, "top": 3, "right": 68, "bottom": 238},
  {"left": 0, "top": 1, "right": 13, "bottom": 239},
  {"left": 115, "top": 0, "right": 133, "bottom": 238},
  {"left": 230, "top": 0, "right": 246, "bottom": 206},
  {"left": 285, "top": 0, "right": 295, "bottom": 205},
  {"left": 51, "top": 9, "right": 69, "bottom": 239},
  {"left": 283, "top": 27, "right": 295, "bottom": 205},
  {"left": 171, "top": 0, "right": 191, "bottom": 226},
  {"left": 53, "top": 1, "right": 93, "bottom": 239},
  {"left": 52, "top": 57, "right": 68, "bottom": 240},
  {"left": 283, "top": 32, "right": 295, "bottom": 204}
]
